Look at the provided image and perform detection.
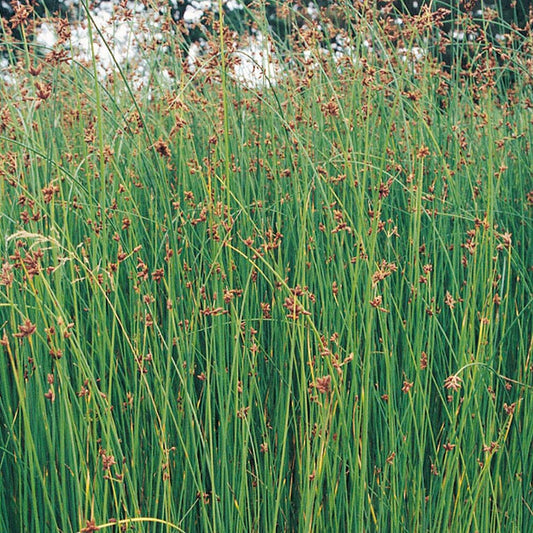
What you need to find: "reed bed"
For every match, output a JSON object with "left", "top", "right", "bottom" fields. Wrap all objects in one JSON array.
[{"left": 0, "top": 1, "right": 532, "bottom": 531}]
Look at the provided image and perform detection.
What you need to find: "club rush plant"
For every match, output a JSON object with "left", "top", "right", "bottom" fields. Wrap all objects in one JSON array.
[{"left": 0, "top": 1, "right": 531, "bottom": 531}]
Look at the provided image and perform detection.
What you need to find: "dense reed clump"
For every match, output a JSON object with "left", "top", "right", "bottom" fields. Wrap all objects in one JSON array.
[{"left": 0, "top": 1, "right": 532, "bottom": 531}]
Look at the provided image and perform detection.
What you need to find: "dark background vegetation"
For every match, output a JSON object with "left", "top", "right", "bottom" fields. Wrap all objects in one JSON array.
[
  {"left": 1, "top": 0, "right": 531, "bottom": 36},
  {"left": 0, "top": 1, "right": 531, "bottom": 88}
]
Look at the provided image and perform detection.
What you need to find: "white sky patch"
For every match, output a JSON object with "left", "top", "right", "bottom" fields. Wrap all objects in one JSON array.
[
  {"left": 0, "top": 56, "right": 16, "bottom": 86},
  {"left": 69, "top": 4, "right": 144, "bottom": 78},
  {"left": 225, "top": 0, "right": 243, "bottom": 11},
  {"left": 34, "top": 22, "right": 58, "bottom": 48},
  {"left": 306, "top": 2, "right": 319, "bottom": 19},
  {"left": 30, "top": 0, "right": 168, "bottom": 90},
  {"left": 183, "top": 4, "right": 205, "bottom": 24},
  {"left": 29, "top": 1, "right": 154, "bottom": 82},
  {"left": 231, "top": 34, "right": 280, "bottom": 88},
  {"left": 398, "top": 46, "right": 426, "bottom": 66},
  {"left": 452, "top": 30, "right": 465, "bottom": 41},
  {"left": 186, "top": 40, "right": 204, "bottom": 72},
  {"left": 181, "top": 0, "right": 240, "bottom": 24}
]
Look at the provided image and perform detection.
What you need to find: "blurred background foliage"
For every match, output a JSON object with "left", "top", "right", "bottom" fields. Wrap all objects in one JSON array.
[
  {"left": 0, "top": 0, "right": 531, "bottom": 91},
  {"left": 1, "top": 0, "right": 531, "bottom": 41}
]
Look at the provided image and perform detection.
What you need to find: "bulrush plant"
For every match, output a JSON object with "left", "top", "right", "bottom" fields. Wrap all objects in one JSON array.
[{"left": 0, "top": 0, "right": 532, "bottom": 531}]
